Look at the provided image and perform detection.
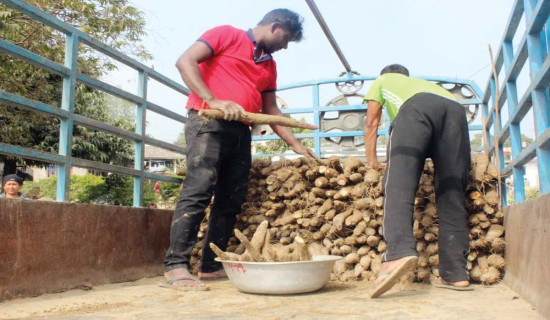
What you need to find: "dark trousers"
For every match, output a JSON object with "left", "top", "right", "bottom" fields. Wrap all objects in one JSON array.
[
  {"left": 164, "top": 110, "right": 251, "bottom": 273},
  {"left": 382, "top": 93, "right": 471, "bottom": 282}
]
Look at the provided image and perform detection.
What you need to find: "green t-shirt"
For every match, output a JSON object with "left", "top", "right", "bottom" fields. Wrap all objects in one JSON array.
[{"left": 363, "top": 73, "right": 456, "bottom": 120}]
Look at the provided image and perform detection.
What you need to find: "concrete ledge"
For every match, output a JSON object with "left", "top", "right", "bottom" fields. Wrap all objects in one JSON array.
[
  {"left": 504, "top": 193, "right": 550, "bottom": 319},
  {"left": 0, "top": 199, "right": 172, "bottom": 301}
]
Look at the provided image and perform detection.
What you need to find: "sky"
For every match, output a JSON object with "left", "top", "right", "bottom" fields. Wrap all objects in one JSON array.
[{"left": 110, "top": 0, "right": 519, "bottom": 144}]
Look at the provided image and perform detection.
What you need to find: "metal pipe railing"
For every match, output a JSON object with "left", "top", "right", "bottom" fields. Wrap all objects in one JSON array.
[{"left": 305, "top": 0, "right": 353, "bottom": 74}]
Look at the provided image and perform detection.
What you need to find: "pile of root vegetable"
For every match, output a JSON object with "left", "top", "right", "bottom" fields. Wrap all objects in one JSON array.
[{"left": 189, "top": 154, "right": 505, "bottom": 285}]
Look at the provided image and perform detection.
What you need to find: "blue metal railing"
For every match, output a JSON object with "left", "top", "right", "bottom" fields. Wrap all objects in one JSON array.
[
  {"left": 0, "top": 0, "right": 187, "bottom": 206},
  {"left": 252, "top": 75, "right": 485, "bottom": 158},
  {"left": 482, "top": 0, "right": 550, "bottom": 204}
]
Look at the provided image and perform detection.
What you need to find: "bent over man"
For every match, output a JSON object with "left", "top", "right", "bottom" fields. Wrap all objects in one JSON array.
[
  {"left": 164, "top": 9, "right": 316, "bottom": 290},
  {"left": 363, "top": 64, "right": 472, "bottom": 298}
]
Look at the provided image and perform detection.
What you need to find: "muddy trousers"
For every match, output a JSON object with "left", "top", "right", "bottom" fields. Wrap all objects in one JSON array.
[
  {"left": 382, "top": 93, "right": 471, "bottom": 282},
  {"left": 164, "top": 110, "right": 251, "bottom": 273}
]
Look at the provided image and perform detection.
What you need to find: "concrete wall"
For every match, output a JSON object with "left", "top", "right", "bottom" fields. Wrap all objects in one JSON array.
[
  {"left": 0, "top": 199, "right": 173, "bottom": 302},
  {"left": 504, "top": 193, "right": 550, "bottom": 319}
]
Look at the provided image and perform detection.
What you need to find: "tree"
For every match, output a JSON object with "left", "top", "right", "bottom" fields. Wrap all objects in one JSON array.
[
  {"left": 0, "top": 0, "right": 151, "bottom": 177},
  {"left": 21, "top": 173, "right": 157, "bottom": 206},
  {"left": 255, "top": 121, "right": 314, "bottom": 155},
  {"left": 174, "top": 128, "right": 187, "bottom": 149}
]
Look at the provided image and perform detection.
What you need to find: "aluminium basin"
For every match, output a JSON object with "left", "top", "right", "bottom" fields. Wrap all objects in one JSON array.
[{"left": 215, "top": 255, "right": 342, "bottom": 295}]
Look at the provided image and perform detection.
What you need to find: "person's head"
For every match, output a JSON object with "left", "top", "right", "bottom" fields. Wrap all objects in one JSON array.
[
  {"left": 2, "top": 174, "right": 23, "bottom": 198},
  {"left": 256, "top": 9, "right": 304, "bottom": 54},
  {"left": 380, "top": 64, "right": 410, "bottom": 76},
  {"left": 147, "top": 202, "right": 157, "bottom": 209}
]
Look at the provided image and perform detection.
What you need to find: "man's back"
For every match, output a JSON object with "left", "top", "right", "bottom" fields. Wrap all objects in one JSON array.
[{"left": 365, "top": 73, "right": 455, "bottom": 119}]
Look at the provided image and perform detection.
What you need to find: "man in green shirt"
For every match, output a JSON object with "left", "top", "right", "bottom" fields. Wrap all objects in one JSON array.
[{"left": 364, "top": 64, "right": 471, "bottom": 298}]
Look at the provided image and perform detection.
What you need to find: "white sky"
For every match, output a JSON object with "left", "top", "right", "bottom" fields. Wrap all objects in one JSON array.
[{"left": 110, "top": 0, "right": 521, "bottom": 143}]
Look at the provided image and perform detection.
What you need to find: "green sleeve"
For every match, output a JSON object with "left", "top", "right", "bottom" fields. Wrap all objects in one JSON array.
[{"left": 364, "top": 77, "right": 384, "bottom": 105}]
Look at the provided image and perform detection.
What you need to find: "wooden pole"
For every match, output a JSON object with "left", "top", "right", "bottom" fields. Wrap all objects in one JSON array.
[
  {"left": 198, "top": 109, "right": 318, "bottom": 130},
  {"left": 481, "top": 116, "right": 490, "bottom": 156}
]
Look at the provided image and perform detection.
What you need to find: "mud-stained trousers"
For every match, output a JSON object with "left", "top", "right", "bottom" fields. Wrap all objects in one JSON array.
[
  {"left": 382, "top": 93, "right": 471, "bottom": 282},
  {"left": 164, "top": 109, "right": 251, "bottom": 273}
]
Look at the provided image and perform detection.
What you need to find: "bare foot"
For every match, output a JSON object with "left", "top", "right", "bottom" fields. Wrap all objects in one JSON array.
[{"left": 164, "top": 268, "right": 206, "bottom": 288}]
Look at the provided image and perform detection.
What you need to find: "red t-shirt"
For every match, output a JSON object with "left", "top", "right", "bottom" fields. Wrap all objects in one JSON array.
[{"left": 186, "top": 25, "right": 277, "bottom": 114}]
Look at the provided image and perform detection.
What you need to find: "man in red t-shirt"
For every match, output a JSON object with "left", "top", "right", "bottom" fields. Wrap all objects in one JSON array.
[{"left": 163, "top": 9, "right": 313, "bottom": 290}]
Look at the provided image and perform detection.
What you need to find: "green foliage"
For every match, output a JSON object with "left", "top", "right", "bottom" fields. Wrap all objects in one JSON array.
[
  {"left": 159, "top": 181, "right": 180, "bottom": 201},
  {"left": 525, "top": 187, "right": 540, "bottom": 200},
  {"left": 70, "top": 174, "right": 106, "bottom": 203},
  {"left": 0, "top": 0, "right": 150, "bottom": 170},
  {"left": 100, "top": 174, "right": 155, "bottom": 206},
  {"left": 256, "top": 121, "right": 314, "bottom": 155},
  {"left": 174, "top": 128, "right": 187, "bottom": 149},
  {"left": 102, "top": 174, "right": 132, "bottom": 205},
  {"left": 20, "top": 173, "right": 156, "bottom": 207},
  {"left": 21, "top": 176, "right": 57, "bottom": 199}
]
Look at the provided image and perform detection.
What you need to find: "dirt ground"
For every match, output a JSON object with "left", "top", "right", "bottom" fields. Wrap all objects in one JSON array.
[{"left": 0, "top": 277, "right": 545, "bottom": 320}]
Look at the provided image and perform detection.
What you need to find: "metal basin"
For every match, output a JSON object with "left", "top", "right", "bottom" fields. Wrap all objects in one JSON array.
[{"left": 215, "top": 255, "right": 342, "bottom": 295}]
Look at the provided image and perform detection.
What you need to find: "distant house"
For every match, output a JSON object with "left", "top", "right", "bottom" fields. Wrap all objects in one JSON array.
[
  {"left": 26, "top": 164, "right": 88, "bottom": 182},
  {"left": 144, "top": 145, "right": 185, "bottom": 174}
]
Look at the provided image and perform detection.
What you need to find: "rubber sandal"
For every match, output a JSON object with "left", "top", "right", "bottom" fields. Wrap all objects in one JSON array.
[
  {"left": 198, "top": 268, "right": 227, "bottom": 280},
  {"left": 432, "top": 279, "right": 473, "bottom": 291},
  {"left": 370, "top": 256, "right": 418, "bottom": 298},
  {"left": 159, "top": 276, "right": 210, "bottom": 291}
]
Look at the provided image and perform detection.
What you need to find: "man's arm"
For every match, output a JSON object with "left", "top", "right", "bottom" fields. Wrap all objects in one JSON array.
[
  {"left": 262, "top": 91, "right": 317, "bottom": 160},
  {"left": 175, "top": 41, "right": 244, "bottom": 121},
  {"left": 364, "top": 100, "right": 383, "bottom": 169}
]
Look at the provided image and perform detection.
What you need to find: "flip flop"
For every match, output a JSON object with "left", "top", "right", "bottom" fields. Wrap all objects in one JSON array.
[
  {"left": 198, "top": 268, "right": 227, "bottom": 280},
  {"left": 159, "top": 276, "right": 210, "bottom": 291},
  {"left": 370, "top": 256, "right": 418, "bottom": 298},
  {"left": 432, "top": 279, "right": 473, "bottom": 291}
]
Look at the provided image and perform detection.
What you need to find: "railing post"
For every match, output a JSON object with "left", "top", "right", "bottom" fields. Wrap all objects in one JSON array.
[
  {"left": 312, "top": 84, "right": 321, "bottom": 157},
  {"left": 524, "top": 0, "right": 550, "bottom": 195},
  {"left": 133, "top": 71, "right": 147, "bottom": 207},
  {"left": 503, "top": 40, "right": 526, "bottom": 202},
  {"left": 56, "top": 32, "right": 78, "bottom": 201},
  {"left": 489, "top": 77, "right": 497, "bottom": 161}
]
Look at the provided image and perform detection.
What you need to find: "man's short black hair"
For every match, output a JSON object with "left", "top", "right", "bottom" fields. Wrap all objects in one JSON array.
[
  {"left": 380, "top": 64, "right": 410, "bottom": 76},
  {"left": 258, "top": 9, "right": 304, "bottom": 42}
]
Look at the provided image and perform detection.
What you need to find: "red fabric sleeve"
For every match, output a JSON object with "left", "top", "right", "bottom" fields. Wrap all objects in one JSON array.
[{"left": 198, "top": 25, "right": 234, "bottom": 55}]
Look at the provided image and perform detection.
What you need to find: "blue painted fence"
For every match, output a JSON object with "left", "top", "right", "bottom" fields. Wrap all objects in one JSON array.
[
  {"left": 253, "top": 76, "right": 484, "bottom": 159},
  {"left": 482, "top": 0, "right": 550, "bottom": 204}
]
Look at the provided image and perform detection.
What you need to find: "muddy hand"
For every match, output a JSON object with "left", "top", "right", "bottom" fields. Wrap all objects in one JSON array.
[
  {"left": 207, "top": 99, "right": 245, "bottom": 121},
  {"left": 292, "top": 144, "right": 319, "bottom": 162},
  {"left": 367, "top": 157, "right": 380, "bottom": 170}
]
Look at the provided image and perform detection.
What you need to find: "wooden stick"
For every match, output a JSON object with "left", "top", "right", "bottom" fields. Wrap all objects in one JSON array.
[
  {"left": 198, "top": 109, "right": 318, "bottom": 130},
  {"left": 488, "top": 44, "right": 502, "bottom": 211},
  {"left": 481, "top": 116, "right": 490, "bottom": 156}
]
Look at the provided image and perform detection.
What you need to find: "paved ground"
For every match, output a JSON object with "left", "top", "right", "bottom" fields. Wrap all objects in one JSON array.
[{"left": 0, "top": 277, "right": 545, "bottom": 320}]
